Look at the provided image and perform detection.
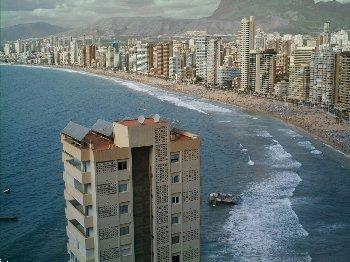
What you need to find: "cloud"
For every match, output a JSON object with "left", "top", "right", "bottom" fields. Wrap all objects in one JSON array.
[{"left": 0, "top": 0, "right": 349, "bottom": 28}]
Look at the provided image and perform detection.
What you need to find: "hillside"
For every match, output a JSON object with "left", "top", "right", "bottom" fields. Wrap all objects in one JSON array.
[
  {"left": 0, "top": 22, "right": 67, "bottom": 42},
  {"left": 3, "top": 0, "right": 350, "bottom": 41},
  {"left": 210, "top": 0, "right": 350, "bottom": 33}
]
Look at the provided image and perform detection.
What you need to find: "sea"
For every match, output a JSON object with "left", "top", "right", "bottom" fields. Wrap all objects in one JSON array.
[{"left": 0, "top": 65, "right": 349, "bottom": 262}]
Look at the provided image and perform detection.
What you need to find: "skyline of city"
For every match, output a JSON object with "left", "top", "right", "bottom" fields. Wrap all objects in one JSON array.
[{"left": 1, "top": 2, "right": 350, "bottom": 261}]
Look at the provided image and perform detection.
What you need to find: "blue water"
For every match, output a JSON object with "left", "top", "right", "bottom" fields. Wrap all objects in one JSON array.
[{"left": 1, "top": 65, "right": 349, "bottom": 261}]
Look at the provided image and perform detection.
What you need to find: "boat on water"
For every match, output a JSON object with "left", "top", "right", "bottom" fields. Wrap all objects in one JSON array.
[{"left": 208, "top": 193, "right": 241, "bottom": 206}]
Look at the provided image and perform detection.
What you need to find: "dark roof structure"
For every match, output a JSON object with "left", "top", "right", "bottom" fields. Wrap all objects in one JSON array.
[
  {"left": 91, "top": 119, "right": 114, "bottom": 138},
  {"left": 62, "top": 121, "right": 90, "bottom": 142}
]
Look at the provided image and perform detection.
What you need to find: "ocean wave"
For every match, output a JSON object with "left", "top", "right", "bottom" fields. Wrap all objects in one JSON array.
[
  {"left": 278, "top": 128, "right": 303, "bottom": 138},
  {"left": 265, "top": 142, "right": 302, "bottom": 169},
  {"left": 297, "top": 141, "right": 316, "bottom": 150},
  {"left": 256, "top": 130, "right": 273, "bottom": 138},
  {"left": 223, "top": 170, "right": 309, "bottom": 261},
  {"left": 114, "top": 79, "right": 232, "bottom": 114},
  {"left": 311, "top": 150, "right": 322, "bottom": 155},
  {"left": 12, "top": 65, "right": 233, "bottom": 115}
]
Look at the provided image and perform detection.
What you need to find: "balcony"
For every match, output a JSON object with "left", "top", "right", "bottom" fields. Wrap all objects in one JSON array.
[
  {"left": 64, "top": 160, "right": 91, "bottom": 184},
  {"left": 62, "top": 136, "right": 90, "bottom": 162},
  {"left": 66, "top": 199, "right": 93, "bottom": 228},
  {"left": 65, "top": 183, "right": 92, "bottom": 206},
  {"left": 67, "top": 220, "right": 94, "bottom": 250}
]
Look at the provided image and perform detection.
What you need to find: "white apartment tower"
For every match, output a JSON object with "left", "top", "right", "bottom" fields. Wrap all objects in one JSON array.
[
  {"left": 15, "top": 39, "right": 22, "bottom": 54},
  {"left": 309, "top": 48, "right": 335, "bottom": 106},
  {"left": 62, "top": 116, "right": 201, "bottom": 262},
  {"left": 240, "top": 16, "right": 256, "bottom": 91},
  {"left": 136, "top": 42, "right": 149, "bottom": 74},
  {"left": 70, "top": 40, "right": 78, "bottom": 65},
  {"left": 206, "top": 38, "right": 221, "bottom": 86},
  {"left": 195, "top": 36, "right": 210, "bottom": 80}
]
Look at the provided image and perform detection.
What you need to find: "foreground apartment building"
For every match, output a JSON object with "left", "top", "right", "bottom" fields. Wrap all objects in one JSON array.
[{"left": 61, "top": 116, "right": 201, "bottom": 262}]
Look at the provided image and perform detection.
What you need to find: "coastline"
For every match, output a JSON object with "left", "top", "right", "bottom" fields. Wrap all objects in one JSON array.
[{"left": 2, "top": 63, "right": 349, "bottom": 156}]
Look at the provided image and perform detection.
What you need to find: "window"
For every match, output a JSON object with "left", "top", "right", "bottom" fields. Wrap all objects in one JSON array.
[
  {"left": 119, "top": 204, "right": 129, "bottom": 215},
  {"left": 172, "top": 255, "right": 180, "bottom": 262},
  {"left": 118, "top": 182, "right": 128, "bottom": 192},
  {"left": 172, "top": 195, "right": 180, "bottom": 204},
  {"left": 171, "top": 153, "right": 180, "bottom": 163},
  {"left": 172, "top": 174, "right": 180, "bottom": 184},
  {"left": 118, "top": 160, "right": 127, "bottom": 171},
  {"left": 171, "top": 214, "right": 180, "bottom": 224},
  {"left": 172, "top": 234, "right": 180, "bottom": 244},
  {"left": 121, "top": 245, "right": 132, "bottom": 256},
  {"left": 120, "top": 225, "right": 129, "bottom": 236}
]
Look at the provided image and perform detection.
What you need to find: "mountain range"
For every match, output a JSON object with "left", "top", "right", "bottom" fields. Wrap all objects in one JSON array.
[
  {"left": 1, "top": 0, "right": 349, "bottom": 42},
  {"left": 0, "top": 22, "right": 67, "bottom": 42}
]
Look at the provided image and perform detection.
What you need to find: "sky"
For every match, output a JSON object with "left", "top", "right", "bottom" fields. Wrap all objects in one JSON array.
[{"left": 1, "top": 0, "right": 349, "bottom": 28}]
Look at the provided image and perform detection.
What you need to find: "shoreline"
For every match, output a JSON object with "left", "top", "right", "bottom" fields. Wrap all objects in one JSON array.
[{"left": 2, "top": 63, "right": 350, "bottom": 156}]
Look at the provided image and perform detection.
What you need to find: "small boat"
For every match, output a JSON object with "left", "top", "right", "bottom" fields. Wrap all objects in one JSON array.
[
  {"left": 3, "top": 189, "right": 10, "bottom": 194},
  {"left": 208, "top": 193, "right": 241, "bottom": 206}
]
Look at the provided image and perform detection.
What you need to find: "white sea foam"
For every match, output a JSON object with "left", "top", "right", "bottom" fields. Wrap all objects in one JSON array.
[
  {"left": 311, "top": 150, "right": 322, "bottom": 155},
  {"left": 248, "top": 160, "right": 255, "bottom": 166},
  {"left": 256, "top": 130, "right": 273, "bottom": 138},
  {"left": 242, "top": 148, "right": 248, "bottom": 152},
  {"left": 223, "top": 170, "right": 309, "bottom": 261},
  {"left": 218, "top": 120, "right": 231, "bottom": 123},
  {"left": 113, "top": 79, "right": 233, "bottom": 114},
  {"left": 266, "top": 142, "right": 302, "bottom": 169},
  {"left": 278, "top": 128, "right": 303, "bottom": 138},
  {"left": 297, "top": 141, "right": 316, "bottom": 150},
  {"left": 14, "top": 64, "right": 233, "bottom": 115}
]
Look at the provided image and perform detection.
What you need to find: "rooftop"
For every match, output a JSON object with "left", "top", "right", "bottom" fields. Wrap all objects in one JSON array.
[
  {"left": 118, "top": 117, "right": 167, "bottom": 127},
  {"left": 61, "top": 117, "right": 199, "bottom": 150}
]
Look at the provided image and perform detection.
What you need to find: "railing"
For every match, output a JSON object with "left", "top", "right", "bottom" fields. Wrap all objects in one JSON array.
[{"left": 66, "top": 200, "right": 93, "bottom": 228}]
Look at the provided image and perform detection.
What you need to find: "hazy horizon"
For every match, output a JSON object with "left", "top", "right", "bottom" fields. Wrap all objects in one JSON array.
[{"left": 1, "top": 0, "right": 350, "bottom": 28}]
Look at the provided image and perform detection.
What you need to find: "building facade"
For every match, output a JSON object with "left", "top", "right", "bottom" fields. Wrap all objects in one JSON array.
[
  {"left": 249, "top": 49, "right": 276, "bottom": 95},
  {"left": 309, "top": 48, "right": 335, "bottom": 106},
  {"left": 206, "top": 38, "right": 221, "bottom": 86},
  {"left": 240, "top": 16, "right": 255, "bottom": 91},
  {"left": 195, "top": 36, "right": 210, "bottom": 80},
  {"left": 62, "top": 116, "right": 201, "bottom": 262},
  {"left": 288, "top": 47, "right": 315, "bottom": 101},
  {"left": 334, "top": 52, "right": 350, "bottom": 110}
]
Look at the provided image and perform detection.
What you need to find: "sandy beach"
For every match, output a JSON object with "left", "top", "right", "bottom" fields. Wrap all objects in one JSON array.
[{"left": 8, "top": 63, "right": 350, "bottom": 155}]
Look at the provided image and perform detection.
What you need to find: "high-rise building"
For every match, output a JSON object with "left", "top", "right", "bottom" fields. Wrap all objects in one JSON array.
[
  {"left": 106, "top": 46, "right": 114, "bottom": 68},
  {"left": 309, "top": 48, "right": 335, "bottom": 106},
  {"left": 288, "top": 47, "right": 315, "bottom": 101},
  {"left": 152, "top": 43, "right": 172, "bottom": 77},
  {"left": 113, "top": 42, "right": 120, "bottom": 69},
  {"left": 70, "top": 40, "right": 78, "bottom": 65},
  {"left": 322, "top": 21, "right": 331, "bottom": 46},
  {"left": 334, "top": 52, "right": 350, "bottom": 110},
  {"left": 61, "top": 116, "right": 201, "bottom": 262},
  {"left": 195, "top": 36, "right": 210, "bottom": 81},
  {"left": 206, "top": 38, "right": 221, "bottom": 86},
  {"left": 4, "top": 43, "right": 12, "bottom": 56},
  {"left": 169, "top": 55, "right": 181, "bottom": 79},
  {"left": 136, "top": 42, "right": 149, "bottom": 74},
  {"left": 249, "top": 49, "right": 277, "bottom": 95},
  {"left": 86, "top": 45, "right": 97, "bottom": 67},
  {"left": 15, "top": 39, "right": 22, "bottom": 54},
  {"left": 240, "top": 16, "right": 256, "bottom": 91}
]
